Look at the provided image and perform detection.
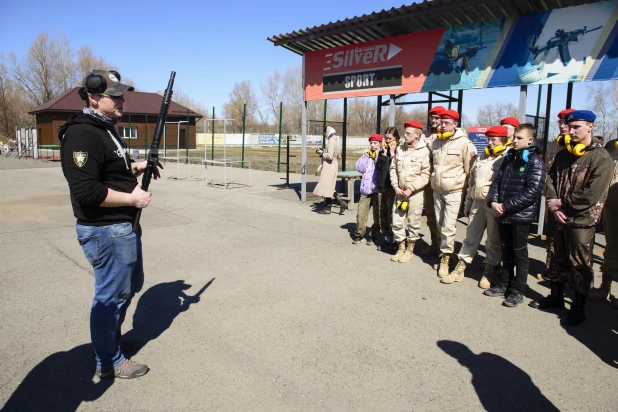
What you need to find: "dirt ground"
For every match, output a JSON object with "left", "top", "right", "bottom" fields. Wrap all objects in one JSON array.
[{"left": 1, "top": 155, "right": 618, "bottom": 411}]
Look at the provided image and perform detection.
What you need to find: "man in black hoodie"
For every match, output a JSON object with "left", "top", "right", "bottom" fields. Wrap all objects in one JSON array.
[
  {"left": 59, "top": 70, "right": 161, "bottom": 379},
  {"left": 485, "top": 124, "right": 546, "bottom": 307}
]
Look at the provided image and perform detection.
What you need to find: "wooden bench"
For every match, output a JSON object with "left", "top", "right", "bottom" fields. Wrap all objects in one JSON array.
[{"left": 337, "top": 171, "right": 362, "bottom": 211}]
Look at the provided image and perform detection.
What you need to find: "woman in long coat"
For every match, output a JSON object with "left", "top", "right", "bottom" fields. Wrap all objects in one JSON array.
[{"left": 314, "top": 126, "right": 347, "bottom": 214}]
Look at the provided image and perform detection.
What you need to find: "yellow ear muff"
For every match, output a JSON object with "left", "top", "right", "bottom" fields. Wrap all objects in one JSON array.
[
  {"left": 369, "top": 150, "right": 376, "bottom": 159},
  {"left": 484, "top": 146, "right": 490, "bottom": 156},
  {"left": 615, "top": 140, "right": 618, "bottom": 150},
  {"left": 570, "top": 143, "right": 586, "bottom": 157},
  {"left": 557, "top": 134, "right": 571, "bottom": 147},
  {"left": 438, "top": 131, "right": 453, "bottom": 140},
  {"left": 506, "top": 139, "right": 512, "bottom": 147},
  {"left": 484, "top": 144, "right": 507, "bottom": 156},
  {"left": 396, "top": 201, "right": 409, "bottom": 211}
]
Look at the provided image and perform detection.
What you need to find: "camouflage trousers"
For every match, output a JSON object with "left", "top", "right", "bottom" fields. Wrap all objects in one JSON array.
[
  {"left": 379, "top": 187, "right": 396, "bottom": 239},
  {"left": 544, "top": 225, "right": 596, "bottom": 295},
  {"left": 354, "top": 193, "right": 380, "bottom": 238}
]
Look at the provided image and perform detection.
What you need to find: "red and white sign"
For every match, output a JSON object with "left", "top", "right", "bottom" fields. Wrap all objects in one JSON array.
[{"left": 304, "top": 29, "right": 444, "bottom": 101}]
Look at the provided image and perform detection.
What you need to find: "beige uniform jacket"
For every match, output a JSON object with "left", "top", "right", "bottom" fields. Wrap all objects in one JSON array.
[
  {"left": 430, "top": 128, "right": 474, "bottom": 193},
  {"left": 390, "top": 138, "right": 431, "bottom": 193},
  {"left": 464, "top": 151, "right": 506, "bottom": 211}
]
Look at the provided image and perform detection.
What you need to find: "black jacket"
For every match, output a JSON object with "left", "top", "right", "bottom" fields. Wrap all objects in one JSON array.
[
  {"left": 376, "top": 152, "right": 394, "bottom": 189},
  {"left": 58, "top": 112, "right": 137, "bottom": 226},
  {"left": 487, "top": 146, "right": 546, "bottom": 224}
]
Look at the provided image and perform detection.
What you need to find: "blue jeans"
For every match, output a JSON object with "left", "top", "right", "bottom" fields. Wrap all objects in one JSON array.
[{"left": 76, "top": 222, "right": 144, "bottom": 370}]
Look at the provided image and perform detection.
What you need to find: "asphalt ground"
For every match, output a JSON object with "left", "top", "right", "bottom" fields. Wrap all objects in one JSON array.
[{"left": 1, "top": 155, "right": 617, "bottom": 411}]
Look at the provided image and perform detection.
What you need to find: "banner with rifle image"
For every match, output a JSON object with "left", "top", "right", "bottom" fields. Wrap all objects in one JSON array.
[{"left": 302, "top": 0, "right": 618, "bottom": 100}]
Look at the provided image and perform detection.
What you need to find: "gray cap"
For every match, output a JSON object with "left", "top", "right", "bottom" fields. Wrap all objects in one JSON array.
[{"left": 83, "top": 70, "right": 134, "bottom": 97}]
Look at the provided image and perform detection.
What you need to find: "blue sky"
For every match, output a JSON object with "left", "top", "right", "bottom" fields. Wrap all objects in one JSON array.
[{"left": 1, "top": 0, "right": 589, "bottom": 121}]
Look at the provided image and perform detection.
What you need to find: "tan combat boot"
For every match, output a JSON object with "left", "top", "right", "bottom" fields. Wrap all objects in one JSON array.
[
  {"left": 391, "top": 241, "right": 406, "bottom": 262},
  {"left": 438, "top": 253, "right": 450, "bottom": 278},
  {"left": 398, "top": 240, "right": 416, "bottom": 263},
  {"left": 442, "top": 258, "right": 466, "bottom": 284},
  {"left": 479, "top": 264, "right": 497, "bottom": 289}
]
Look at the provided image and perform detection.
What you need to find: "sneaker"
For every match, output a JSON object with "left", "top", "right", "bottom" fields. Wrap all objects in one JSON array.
[
  {"left": 352, "top": 237, "right": 366, "bottom": 244},
  {"left": 98, "top": 359, "right": 149, "bottom": 379},
  {"left": 503, "top": 291, "right": 524, "bottom": 307},
  {"left": 484, "top": 284, "right": 507, "bottom": 297},
  {"left": 366, "top": 237, "right": 376, "bottom": 246}
]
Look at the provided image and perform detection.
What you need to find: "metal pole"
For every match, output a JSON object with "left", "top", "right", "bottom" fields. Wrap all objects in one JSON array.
[
  {"left": 566, "top": 82, "right": 573, "bottom": 109},
  {"left": 186, "top": 109, "right": 190, "bottom": 164},
  {"left": 286, "top": 134, "right": 290, "bottom": 187},
  {"left": 277, "top": 101, "right": 283, "bottom": 173},
  {"left": 428, "top": 92, "right": 433, "bottom": 113},
  {"left": 448, "top": 91, "right": 453, "bottom": 109},
  {"left": 128, "top": 114, "right": 131, "bottom": 151},
  {"left": 322, "top": 99, "right": 327, "bottom": 149},
  {"left": 389, "top": 94, "right": 395, "bottom": 127},
  {"left": 519, "top": 85, "right": 528, "bottom": 124},
  {"left": 342, "top": 97, "right": 347, "bottom": 172},
  {"left": 457, "top": 90, "right": 463, "bottom": 116},
  {"left": 301, "top": 100, "right": 307, "bottom": 202},
  {"left": 145, "top": 112, "right": 148, "bottom": 156},
  {"left": 376, "top": 95, "right": 382, "bottom": 134},
  {"left": 534, "top": 85, "right": 542, "bottom": 131},
  {"left": 241, "top": 103, "right": 246, "bottom": 168},
  {"left": 538, "top": 83, "right": 553, "bottom": 237},
  {"left": 211, "top": 106, "right": 215, "bottom": 161}
]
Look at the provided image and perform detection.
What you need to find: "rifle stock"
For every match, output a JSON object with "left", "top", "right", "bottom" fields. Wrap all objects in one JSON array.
[{"left": 132, "top": 71, "right": 176, "bottom": 232}]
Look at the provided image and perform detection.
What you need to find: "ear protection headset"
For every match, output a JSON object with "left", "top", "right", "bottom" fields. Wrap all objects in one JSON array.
[
  {"left": 507, "top": 147, "right": 531, "bottom": 163},
  {"left": 369, "top": 150, "right": 377, "bottom": 159},
  {"left": 396, "top": 200, "right": 409, "bottom": 211},
  {"left": 484, "top": 143, "right": 508, "bottom": 156},
  {"left": 566, "top": 141, "right": 587, "bottom": 157},
  {"left": 437, "top": 131, "right": 453, "bottom": 140},
  {"left": 556, "top": 134, "right": 571, "bottom": 147},
  {"left": 78, "top": 70, "right": 122, "bottom": 100}
]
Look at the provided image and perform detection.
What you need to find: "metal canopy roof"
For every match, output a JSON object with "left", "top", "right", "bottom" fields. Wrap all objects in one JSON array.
[{"left": 268, "top": 0, "right": 606, "bottom": 55}]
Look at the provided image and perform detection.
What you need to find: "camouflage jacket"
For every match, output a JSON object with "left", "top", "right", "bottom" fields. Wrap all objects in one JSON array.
[{"left": 545, "top": 140, "right": 613, "bottom": 227}]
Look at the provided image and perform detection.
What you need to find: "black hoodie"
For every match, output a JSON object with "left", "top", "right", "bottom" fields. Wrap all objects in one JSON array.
[{"left": 58, "top": 112, "right": 137, "bottom": 226}]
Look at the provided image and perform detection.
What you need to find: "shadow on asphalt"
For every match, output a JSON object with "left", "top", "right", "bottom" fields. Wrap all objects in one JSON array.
[
  {"left": 2, "top": 279, "right": 214, "bottom": 412},
  {"left": 437, "top": 340, "right": 559, "bottom": 411}
]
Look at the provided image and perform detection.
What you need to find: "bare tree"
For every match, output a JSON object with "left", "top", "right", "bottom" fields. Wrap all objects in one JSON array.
[
  {"left": 222, "top": 81, "right": 260, "bottom": 133},
  {"left": 476, "top": 102, "right": 518, "bottom": 126},
  {"left": 54, "top": 32, "right": 75, "bottom": 93},
  {"left": 587, "top": 81, "right": 618, "bottom": 139}
]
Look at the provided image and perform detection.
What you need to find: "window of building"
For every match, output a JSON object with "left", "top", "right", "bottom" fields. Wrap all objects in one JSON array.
[{"left": 119, "top": 126, "right": 138, "bottom": 139}]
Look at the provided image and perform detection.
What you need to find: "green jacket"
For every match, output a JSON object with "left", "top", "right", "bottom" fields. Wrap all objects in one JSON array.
[{"left": 545, "top": 140, "right": 612, "bottom": 227}]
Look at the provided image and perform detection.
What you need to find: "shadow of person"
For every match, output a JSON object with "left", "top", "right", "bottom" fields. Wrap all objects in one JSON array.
[
  {"left": 122, "top": 278, "right": 214, "bottom": 355},
  {"left": 437, "top": 340, "right": 559, "bottom": 412},
  {"left": 2, "top": 343, "right": 113, "bottom": 412},
  {"left": 561, "top": 300, "right": 618, "bottom": 369}
]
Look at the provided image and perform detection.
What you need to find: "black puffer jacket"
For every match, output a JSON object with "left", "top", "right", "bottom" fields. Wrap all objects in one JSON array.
[
  {"left": 487, "top": 146, "right": 546, "bottom": 224},
  {"left": 376, "top": 152, "right": 394, "bottom": 189}
]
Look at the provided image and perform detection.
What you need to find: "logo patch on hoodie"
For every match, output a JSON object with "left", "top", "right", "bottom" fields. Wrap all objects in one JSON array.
[{"left": 73, "top": 151, "right": 88, "bottom": 167}]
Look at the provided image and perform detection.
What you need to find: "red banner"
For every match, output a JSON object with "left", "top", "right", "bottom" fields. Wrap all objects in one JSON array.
[{"left": 304, "top": 30, "right": 445, "bottom": 101}]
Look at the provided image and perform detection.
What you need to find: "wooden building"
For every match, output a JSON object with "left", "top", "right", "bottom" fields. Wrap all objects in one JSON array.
[{"left": 29, "top": 88, "right": 202, "bottom": 149}]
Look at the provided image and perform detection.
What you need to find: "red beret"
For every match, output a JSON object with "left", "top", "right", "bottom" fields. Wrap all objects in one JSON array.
[
  {"left": 500, "top": 117, "right": 520, "bottom": 127},
  {"left": 558, "top": 108, "right": 576, "bottom": 119},
  {"left": 368, "top": 134, "right": 383, "bottom": 142},
  {"left": 428, "top": 106, "right": 446, "bottom": 116},
  {"left": 440, "top": 110, "right": 460, "bottom": 120},
  {"left": 485, "top": 126, "right": 509, "bottom": 138},
  {"left": 404, "top": 121, "right": 423, "bottom": 130}
]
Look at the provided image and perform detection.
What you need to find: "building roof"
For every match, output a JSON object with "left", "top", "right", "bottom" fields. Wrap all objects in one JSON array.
[
  {"left": 28, "top": 88, "right": 203, "bottom": 118},
  {"left": 268, "top": 0, "right": 606, "bottom": 55}
]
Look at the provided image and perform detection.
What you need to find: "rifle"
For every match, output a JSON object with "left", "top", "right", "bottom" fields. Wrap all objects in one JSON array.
[
  {"left": 132, "top": 71, "right": 176, "bottom": 232},
  {"left": 450, "top": 45, "right": 486, "bottom": 75},
  {"left": 532, "top": 26, "right": 603, "bottom": 66}
]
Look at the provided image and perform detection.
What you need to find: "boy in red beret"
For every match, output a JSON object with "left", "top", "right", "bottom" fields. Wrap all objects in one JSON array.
[
  {"left": 389, "top": 121, "right": 431, "bottom": 262},
  {"left": 500, "top": 117, "right": 520, "bottom": 142},
  {"left": 442, "top": 125, "right": 508, "bottom": 287},
  {"left": 421, "top": 106, "right": 446, "bottom": 256},
  {"left": 353, "top": 134, "right": 383, "bottom": 244},
  {"left": 430, "top": 110, "right": 474, "bottom": 277},
  {"left": 485, "top": 124, "right": 546, "bottom": 307}
]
